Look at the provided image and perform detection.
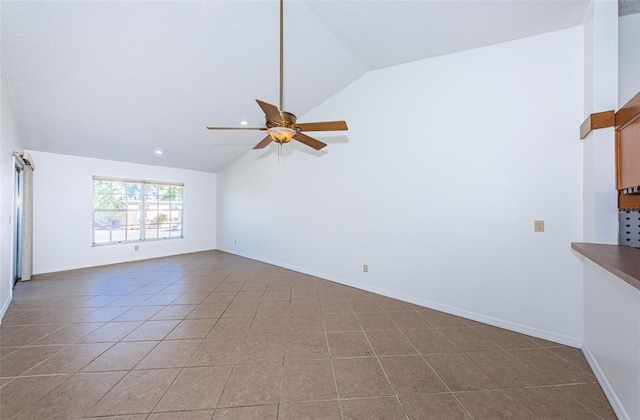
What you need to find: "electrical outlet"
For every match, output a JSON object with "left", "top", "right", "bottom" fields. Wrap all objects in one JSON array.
[
  {"left": 363, "top": 264, "right": 368, "bottom": 273},
  {"left": 134, "top": 245, "right": 139, "bottom": 251},
  {"left": 534, "top": 220, "right": 544, "bottom": 233}
]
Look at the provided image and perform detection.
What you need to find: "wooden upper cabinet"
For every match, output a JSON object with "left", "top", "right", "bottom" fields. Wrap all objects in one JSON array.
[
  {"left": 617, "top": 118, "right": 640, "bottom": 189},
  {"left": 616, "top": 91, "right": 640, "bottom": 191},
  {"left": 579, "top": 92, "right": 640, "bottom": 208},
  {"left": 616, "top": 91, "right": 640, "bottom": 209}
]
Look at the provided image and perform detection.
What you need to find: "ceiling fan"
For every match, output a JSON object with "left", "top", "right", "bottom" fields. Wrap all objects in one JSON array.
[{"left": 206, "top": 0, "right": 348, "bottom": 151}]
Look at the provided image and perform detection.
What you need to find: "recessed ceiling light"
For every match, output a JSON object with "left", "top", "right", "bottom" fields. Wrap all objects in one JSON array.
[
  {"left": 240, "top": 120, "right": 248, "bottom": 126},
  {"left": 154, "top": 150, "right": 163, "bottom": 155}
]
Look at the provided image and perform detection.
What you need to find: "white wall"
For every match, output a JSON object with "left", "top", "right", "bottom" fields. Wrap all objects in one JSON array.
[
  {"left": 582, "top": 259, "right": 640, "bottom": 420},
  {"left": 619, "top": 13, "right": 640, "bottom": 107},
  {"left": 28, "top": 151, "right": 216, "bottom": 274},
  {"left": 218, "top": 27, "right": 585, "bottom": 345},
  {"left": 0, "top": 59, "right": 24, "bottom": 320}
]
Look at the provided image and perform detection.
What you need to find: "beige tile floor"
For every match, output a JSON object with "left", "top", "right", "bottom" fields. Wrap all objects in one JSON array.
[{"left": 0, "top": 250, "right": 616, "bottom": 419}]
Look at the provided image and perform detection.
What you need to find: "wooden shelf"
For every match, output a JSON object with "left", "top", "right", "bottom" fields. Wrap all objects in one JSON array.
[{"left": 580, "top": 110, "right": 615, "bottom": 139}]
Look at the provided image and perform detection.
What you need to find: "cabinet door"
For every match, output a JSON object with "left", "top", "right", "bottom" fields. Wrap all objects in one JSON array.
[{"left": 617, "top": 116, "right": 640, "bottom": 190}]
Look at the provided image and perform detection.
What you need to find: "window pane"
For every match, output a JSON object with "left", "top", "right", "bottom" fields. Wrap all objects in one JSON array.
[
  {"left": 169, "top": 186, "right": 182, "bottom": 201},
  {"left": 127, "top": 210, "right": 140, "bottom": 225},
  {"left": 157, "top": 185, "right": 171, "bottom": 200},
  {"left": 111, "top": 211, "right": 126, "bottom": 228},
  {"left": 145, "top": 211, "right": 158, "bottom": 225},
  {"left": 126, "top": 183, "right": 141, "bottom": 195},
  {"left": 94, "top": 227, "right": 111, "bottom": 244},
  {"left": 93, "top": 194, "right": 111, "bottom": 209},
  {"left": 94, "top": 180, "right": 112, "bottom": 194},
  {"left": 158, "top": 211, "right": 170, "bottom": 226},
  {"left": 94, "top": 211, "right": 111, "bottom": 227},
  {"left": 111, "top": 227, "right": 126, "bottom": 242},
  {"left": 145, "top": 184, "right": 159, "bottom": 201},
  {"left": 112, "top": 195, "right": 127, "bottom": 209},
  {"left": 94, "top": 195, "right": 126, "bottom": 210},
  {"left": 147, "top": 227, "right": 159, "bottom": 239},
  {"left": 112, "top": 182, "right": 127, "bottom": 195},
  {"left": 126, "top": 226, "right": 140, "bottom": 241},
  {"left": 169, "top": 226, "right": 182, "bottom": 237}
]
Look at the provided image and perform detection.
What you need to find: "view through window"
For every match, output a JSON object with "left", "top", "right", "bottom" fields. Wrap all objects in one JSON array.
[{"left": 93, "top": 177, "right": 183, "bottom": 245}]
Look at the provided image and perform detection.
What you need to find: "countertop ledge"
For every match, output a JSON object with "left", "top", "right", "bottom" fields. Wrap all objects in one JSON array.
[{"left": 572, "top": 242, "right": 640, "bottom": 291}]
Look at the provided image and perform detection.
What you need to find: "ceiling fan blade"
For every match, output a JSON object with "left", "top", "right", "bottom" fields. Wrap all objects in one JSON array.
[
  {"left": 253, "top": 135, "right": 273, "bottom": 150},
  {"left": 296, "top": 121, "right": 348, "bottom": 132},
  {"left": 256, "top": 99, "right": 283, "bottom": 124},
  {"left": 294, "top": 132, "right": 327, "bottom": 150},
  {"left": 206, "top": 127, "right": 266, "bottom": 130}
]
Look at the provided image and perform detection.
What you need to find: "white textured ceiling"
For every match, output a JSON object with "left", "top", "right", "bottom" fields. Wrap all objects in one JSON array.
[
  {"left": 619, "top": 0, "right": 640, "bottom": 16},
  {"left": 1, "top": 0, "right": 590, "bottom": 172}
]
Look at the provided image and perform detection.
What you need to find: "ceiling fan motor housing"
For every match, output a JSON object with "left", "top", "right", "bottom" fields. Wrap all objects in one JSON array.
[{"left": 266, "top": 110, "right": 298, "bottom": 129}]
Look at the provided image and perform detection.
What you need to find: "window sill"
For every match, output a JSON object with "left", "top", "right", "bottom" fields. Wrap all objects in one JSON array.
[
  {"left": 92, "top": 236, "right": 183, "bottom": 247},
  {"left": 571, "top": 242, "right": 640, "bottom": 291}
]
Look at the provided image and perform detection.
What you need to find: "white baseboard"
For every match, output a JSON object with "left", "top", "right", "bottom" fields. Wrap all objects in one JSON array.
[
  {"left": 0, "top": 290, "right": 13, "bottom": 324},
  {"left": 582, "top": 344, "right": 629, "bottom": 420},
  {"left": 34, "top": 247, "right": 216, "bottom": 275},
  {"left": 217, "top": 247, "right": 582, "bottom": 348}
]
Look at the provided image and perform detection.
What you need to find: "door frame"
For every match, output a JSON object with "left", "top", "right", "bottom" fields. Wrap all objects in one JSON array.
[{"left": 13, "top": 160, "right": 24, "bottom": 285}]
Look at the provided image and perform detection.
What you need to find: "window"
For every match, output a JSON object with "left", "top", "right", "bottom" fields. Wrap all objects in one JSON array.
[{"left": 93, "top": 177, "right": 183, "bottom": 245}]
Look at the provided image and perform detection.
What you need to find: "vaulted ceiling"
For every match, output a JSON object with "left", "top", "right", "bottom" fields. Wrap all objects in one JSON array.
[{"left": 2, "top": 1, "right": 592, "bottom": 172}]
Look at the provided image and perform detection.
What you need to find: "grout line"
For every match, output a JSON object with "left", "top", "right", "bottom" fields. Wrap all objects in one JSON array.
[
  {"left": 542, "top": 346, "right": 598, "bottom": 375},
  {"left": 358, "top": 315, "right": 409, "bottom": 420},
  {"left": 324, "top": 329, "right": 344, "bottom": 420},
  {"left": 212, "top": 363, "right": 235, "bottom": 410},
  {"left": 384, "top": 311, "right": 476, "bottom": 420},
  {"left": 553, "top": 383, "right": 614, "bottom": 420},
  {"left": 78, "top": 367, "right": 132, "bottom": 418},
  {"left": 277, "top": 345, "right": 286, "bottom": 418},
  {"left": 148, "top": 366, "right": 185, "bottom": 414}
]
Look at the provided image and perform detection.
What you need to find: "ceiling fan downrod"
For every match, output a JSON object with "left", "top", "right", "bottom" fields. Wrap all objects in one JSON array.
[{"left": 279, "top": 0, "right": 284, "bottom": 111}]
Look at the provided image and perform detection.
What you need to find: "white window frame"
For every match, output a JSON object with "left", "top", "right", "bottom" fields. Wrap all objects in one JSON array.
[{"left": 92, "top": 176, "right": 184, "bottom": 246}]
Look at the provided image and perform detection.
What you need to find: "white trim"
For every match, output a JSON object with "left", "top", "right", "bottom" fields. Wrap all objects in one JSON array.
[
  {"left": 217, "top": 247, "right": 582, "bottom": 348},
  {"left": 582, "top": 343, "right": 630, "bottom": 420},
  {"left": 0, "top": 290, "right": 13, "bottom": 324},
  {"left": 33, "top": 246, "right": 215, "bottom": 275},
  {"left": 92, "top": 175, "right": 184, "bottom": 186}
]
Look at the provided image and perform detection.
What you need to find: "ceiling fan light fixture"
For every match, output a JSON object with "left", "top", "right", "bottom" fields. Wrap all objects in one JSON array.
[{"left": 267, "top": 126, "right": 295, "bottom": 144}]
